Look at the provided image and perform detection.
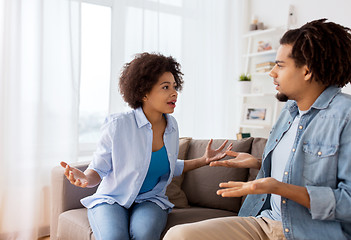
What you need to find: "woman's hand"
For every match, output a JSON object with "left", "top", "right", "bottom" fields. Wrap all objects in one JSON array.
[
  {"left": 203, "top": 139, "right": 233, "bottom": 165},
  {"left": 60, "top": 161, "right": 89, "bottom": 188},
  {"left": 209, "top": 151, "right": 261, "bottom": 169},
  {"left": 217, "top": 177, "right": 278, "bottom": 197}
]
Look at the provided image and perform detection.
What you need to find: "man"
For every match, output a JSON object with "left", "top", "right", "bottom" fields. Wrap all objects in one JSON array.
[{"left": 164, "top": 19, "right": 351, "bottom": 240}]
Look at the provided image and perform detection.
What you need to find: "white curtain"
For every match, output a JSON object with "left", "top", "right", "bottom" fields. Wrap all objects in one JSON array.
[
  {"left": 111, "top": 0, "right": 244, "bottom": 139},
  {"left": 175, "top": 0, "right": 244, "bottom": 139},
  {"left": 0, "top": 0, "right": 80, "bottom": 239}
]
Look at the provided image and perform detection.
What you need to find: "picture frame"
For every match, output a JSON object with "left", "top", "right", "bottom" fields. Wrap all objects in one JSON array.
[{"left": 241, "top": 103, "right": 272, "bottom": 126}]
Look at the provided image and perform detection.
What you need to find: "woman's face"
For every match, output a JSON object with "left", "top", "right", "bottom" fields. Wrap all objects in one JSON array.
[{"left": 142, "top": 72, "right": 178, "bottom": 115}]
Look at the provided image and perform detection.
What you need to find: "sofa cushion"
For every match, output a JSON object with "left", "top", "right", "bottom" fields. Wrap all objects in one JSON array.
[
  {"left": 58, "top": 208, "right": 95, "bottom": 240},
  {"left": 165, "top": 137, "right": 192, "bottom": 208},
  {"left": 182, "top": 138, "right": 253, "bottom": 212},
  {"left": 248, "top": 137, "right": 267, "bottom": 181}
]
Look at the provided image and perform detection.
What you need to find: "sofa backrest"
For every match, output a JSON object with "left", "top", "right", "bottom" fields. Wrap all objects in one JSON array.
[{"left": 181, "top": 138, "right": 254, "bottom": 213}]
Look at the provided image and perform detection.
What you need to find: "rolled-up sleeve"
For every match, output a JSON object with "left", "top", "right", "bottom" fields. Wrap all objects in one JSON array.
[
  {"left": 88, "top": 117, "right": 116, "bottom": 178},
  {"left": 307, "top": 185, "right": 336, "bottom": 220},
  {"left": 174, "top": 159, "right": 184, "bottom": 176}
]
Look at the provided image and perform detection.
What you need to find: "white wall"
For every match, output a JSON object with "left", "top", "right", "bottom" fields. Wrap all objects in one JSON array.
[
  {"left": 248, "top": 0, "right": 351, "bottom": 94},
  {"left": 249, "top": 0, "right": 351, "bottom": 29}
]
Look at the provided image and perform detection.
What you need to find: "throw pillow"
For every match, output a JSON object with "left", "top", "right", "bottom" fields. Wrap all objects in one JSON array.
[
  {"left": 182, "top": 138, "right": 254, "bottom": 212},
  {"left": 165, "top": 137, "right": 192, "bottom": 208}
]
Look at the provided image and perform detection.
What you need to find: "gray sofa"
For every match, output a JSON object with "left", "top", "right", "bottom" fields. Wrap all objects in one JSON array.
[{"left": 51, "top": 137, "right": 266, "bottom": 240}]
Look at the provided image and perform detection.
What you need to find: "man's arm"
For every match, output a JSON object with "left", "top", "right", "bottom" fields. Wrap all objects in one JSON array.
[
  {"left": 217, "top": 177, "right": 310, "bottom": 209},
  {"left": 210, "top": 151, "right": 262, "bottom": 170}
]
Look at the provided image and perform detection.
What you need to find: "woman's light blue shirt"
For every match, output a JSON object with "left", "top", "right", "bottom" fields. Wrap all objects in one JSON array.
[
  {"left": 80, "top": 107, "right": 184, "bottom": 211},
  {"left": 239, "top": 86, "right": 351, "bottom": 240}
]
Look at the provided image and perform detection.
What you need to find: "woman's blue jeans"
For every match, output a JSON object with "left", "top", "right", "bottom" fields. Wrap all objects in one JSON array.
[{"left": 87, "top": 201, "right": 168, "bottom": 240}]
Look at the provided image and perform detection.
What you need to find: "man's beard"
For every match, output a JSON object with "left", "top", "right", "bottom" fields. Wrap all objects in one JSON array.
[{"left": 276, "top": 92, "right": 289, "bottom": 102}]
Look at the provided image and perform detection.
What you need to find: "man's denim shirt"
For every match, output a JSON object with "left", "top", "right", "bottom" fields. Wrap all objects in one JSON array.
[{"left": 239, "top": 86, "right": 351, "bottom": 240}]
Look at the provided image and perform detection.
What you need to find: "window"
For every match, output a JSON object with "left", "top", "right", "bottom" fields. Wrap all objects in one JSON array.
[
  {"left": 78, "top": 0, "right": 184, "bottom": 159},
  {"left": 79, "top": 2, "right": 111, "bottom": 157}
]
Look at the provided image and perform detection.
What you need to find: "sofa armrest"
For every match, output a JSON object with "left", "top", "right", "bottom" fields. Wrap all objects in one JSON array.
[{"left": 50, "top": 161, "right": 98, "bottom": 240}]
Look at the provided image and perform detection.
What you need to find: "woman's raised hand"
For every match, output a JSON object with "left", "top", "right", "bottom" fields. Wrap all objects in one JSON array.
[
  {"left": 203, "top": 139, "right": 233, "bottom": 164},
  {"left": 60, "top": 161, "right": 89, "bottom": 188}
]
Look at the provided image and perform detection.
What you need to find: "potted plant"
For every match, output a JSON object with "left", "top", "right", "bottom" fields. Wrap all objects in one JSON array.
[{"left": 238, "top": 73, "right": 252, "bottom": 94}]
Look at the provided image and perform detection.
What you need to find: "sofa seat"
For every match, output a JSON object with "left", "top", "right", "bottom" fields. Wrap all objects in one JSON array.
[
  {"left": 58, "top": 209, "right": 94, "bottom": 240},
  {"left": 58, "top": 207, "right": 237, "bottom": 240}
]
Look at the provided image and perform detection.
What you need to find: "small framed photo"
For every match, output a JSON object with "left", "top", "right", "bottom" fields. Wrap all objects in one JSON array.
[{"left": 241, "top": 104, "right": 272, "bottom": 126}]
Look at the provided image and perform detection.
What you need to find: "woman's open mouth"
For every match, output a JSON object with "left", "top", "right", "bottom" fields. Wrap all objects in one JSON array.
[{"left": 167, "top": 100, "right": 176, "bottom": 108}]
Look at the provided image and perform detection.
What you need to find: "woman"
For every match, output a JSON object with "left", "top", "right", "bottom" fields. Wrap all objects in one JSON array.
[{"left": 61, "top": 53, "right": 231, "bottom": 240}]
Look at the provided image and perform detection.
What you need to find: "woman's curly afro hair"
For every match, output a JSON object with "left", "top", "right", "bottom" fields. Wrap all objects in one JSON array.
[
  {"left": 119, "top": 52, "right": 183, "bottom": 109},
  {"left": 280, "top": 18, "right": 351, "bottom": 87}
]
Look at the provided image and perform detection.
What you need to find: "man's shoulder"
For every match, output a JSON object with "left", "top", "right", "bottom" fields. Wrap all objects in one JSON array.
[{"left": 327, "top": 91, "right": 351, "bottom": 113}]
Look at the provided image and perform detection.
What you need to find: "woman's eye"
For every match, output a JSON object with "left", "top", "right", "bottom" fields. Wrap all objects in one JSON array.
[{"left": 163, "top": 86, "right": 169, "bottom": 89}]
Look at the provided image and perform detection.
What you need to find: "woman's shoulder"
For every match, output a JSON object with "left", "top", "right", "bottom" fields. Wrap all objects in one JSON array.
[{"left": 103, "top": 109, "right": 135, "bottom": 127}]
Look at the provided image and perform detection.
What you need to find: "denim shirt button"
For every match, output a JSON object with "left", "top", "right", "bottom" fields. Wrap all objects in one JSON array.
[
  {"left": 282, "top": 200, "right": 286, "bottom": 204},
  {"left": 261, "top": 198, "right": 265, "bottom": 201},
  {"left": 299, "top": 125, "right": 303, "bottom": 129},
  {"left": 292, "top": 148, "right": 296, "bottom": 152},
  {"left": 285, "top": 228, "right": 290, "bottom": 233},
  {"left": 318, "top": 151, "right": 322, "bottom": 156},
  {"left": 284, "top": 171, "right": 288, "bottom": 175}
]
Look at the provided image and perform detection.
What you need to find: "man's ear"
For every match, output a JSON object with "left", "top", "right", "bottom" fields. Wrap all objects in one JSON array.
[{"left": 304, "top": 66, "right": 312, "bottom": 81}]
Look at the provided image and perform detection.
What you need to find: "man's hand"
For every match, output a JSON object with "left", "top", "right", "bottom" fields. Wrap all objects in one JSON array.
[
  {"left": 217, "top": 177, "right": 311, "bottom": 209},
  {"left": 217, "top": 177, "right": 278, "bottom": 197},
  {"left": 182, "top": 140, "right": 232, "bottom": 173},
  {"left": 60, "top": 161, "right": 89, "bottom": 188},
  {"left": 210, "top": 151, "right": 261, "bottom": 169},
  {"left": 203, "top": 139, "right": 233, "bottom": 164}
]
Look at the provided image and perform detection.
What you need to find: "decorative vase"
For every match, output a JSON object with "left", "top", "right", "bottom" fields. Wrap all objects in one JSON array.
[{"left": 239, "top": 81, "right": 252, "bottom": 94}]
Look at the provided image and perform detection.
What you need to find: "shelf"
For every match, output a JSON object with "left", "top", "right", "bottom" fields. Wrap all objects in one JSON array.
[
  {"left": 244, "top": 49, "right": 277, "bottom": 58},
  {"left": 242, "top": 26, "right": 286, "bottom": 38},
  {"left": 251, "top": 72, "right": 271, "bottom": 77},
  {"left": 240, "top": 92, "right": 275, "bottom": 97},
  {"left": 239, "top": 124, "right": 268, "bottom": 129},
  {"left": 239, "top": 25, "right": 286, "bottom": 138}
]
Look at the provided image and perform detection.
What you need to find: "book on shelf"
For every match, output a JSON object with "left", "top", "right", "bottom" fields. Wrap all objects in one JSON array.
[
  {"left": 236, "top": 132, "right": 251, "bottom": 140},
  {"left": 255, "top": 61, "right": 275, "bottom": 73}
]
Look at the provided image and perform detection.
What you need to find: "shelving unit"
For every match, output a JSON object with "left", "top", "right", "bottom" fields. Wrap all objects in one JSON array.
[{"left": 238, "top": 26, "right": 287, "bottom": 138}]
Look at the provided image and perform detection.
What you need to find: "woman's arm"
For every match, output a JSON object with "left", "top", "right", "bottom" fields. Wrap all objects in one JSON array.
[{"left": 182, "top": 139, "right": 232, "bottom": 173}]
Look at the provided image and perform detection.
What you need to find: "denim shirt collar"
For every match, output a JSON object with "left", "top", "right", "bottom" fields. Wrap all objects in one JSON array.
[
  {"left": 134, "top": 107, "right": 175, "bottom": 133},
  {"left": 286, "top": 85, "right": 341, "bottom": 115},
  {"left": 311, "top": 85, "right": 341, "bottom": 110}
]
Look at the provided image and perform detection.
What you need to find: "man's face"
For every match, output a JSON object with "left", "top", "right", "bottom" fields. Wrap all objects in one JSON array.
[{"left": 269, "top": 44, "right": 309, "bottom": 102}]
